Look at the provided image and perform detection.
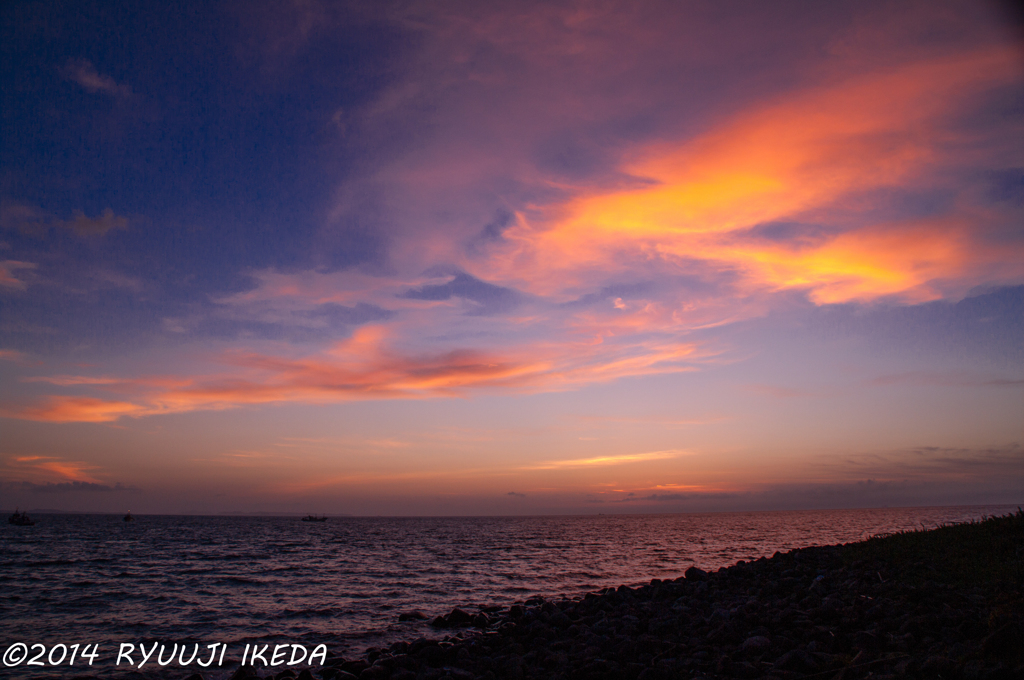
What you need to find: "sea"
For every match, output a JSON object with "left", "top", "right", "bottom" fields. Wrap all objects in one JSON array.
[{"left": 0, "top": 505, "right": 1017, "bottom": 679}]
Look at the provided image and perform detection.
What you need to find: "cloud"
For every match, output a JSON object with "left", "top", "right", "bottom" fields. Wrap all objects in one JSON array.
[
  {"left": 66, "top": 209, "right": 130, "bottom": 237},
  {"left": 5, "top": 325, "right": 702, "bottom": 422},
  {"left": 826, "top": 444, "right": 1024, "bottom": 481},
  {"left": 307, "top": 302, "right": 394, "bottom": 325},
  {"left": 868, "top": 371, "right": 1024, "bottom": 388},
  {"left": 477, "top": 209, "right": 516, "bottom": 243},
  {"left": 572, "top": 414, "right": 727, "bottom": 427},
  {"left": 323, "top": 2, "right": 1022, "bottom": 306},
  {"left": 4, "top": 1, "right": 1022, "bottom": 425},
  {"left": 611, "top": 492, "right": 734, "bottom": 503},
  {"left": 179, "top": 271, "right": 400, "bottom": 340},
  {"left": 0, "top": 261, "right": 36, "bottom": 290},
  {"left": 22, "top": 375, "right": 123, "bottom": 386},
  {"left": 744, "top": 384, "right": 820, "bottom": 398},
  {"left": 1, "top": 454, "right": 111, "bottom": 484},
  {"left": 0, "top": 349, "right": 28, "bottom": 363},
  {"left": 399, "top": 272, "right": 522, "bottom": 315},
  {"left": 62, "top": 59, "right": 132, "bottom": 98},
  {"left": 494, "top": 45, "right": 1024, "bottom": 307},
  {"left": 9, "top": 397, "right": 152, "bottom": 423},
  {"left": 0, "top": 202, "right": 52, "bottom": 234},
  {"left": 33, "top": 460, "right": 103, "bottom": 482},
  {"left": 244, "top": 2, "right": 1020, "bottom": 420},
  {"left": 3, "top": 480, "right": 135, "bottom": 493},
  {"left": 0, "top": 201, "right": 130, "bottom": 238},
  {"left": 166, "top": 300, "right": 396, "bottom": 342},
  {"left": 572, "top": 444, "right": 1022, "bottom": 509},
  {"left": 523, "top": 449, "right": 686, "bottom": 470}
]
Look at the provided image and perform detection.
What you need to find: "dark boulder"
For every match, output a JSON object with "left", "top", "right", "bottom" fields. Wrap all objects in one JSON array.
[
  {"left": 398, "top": 611, "right": 427, "bottom": 621},
  {"left": 684, "top": 566, "right": 708, "bottom": 581},
  {"left": 228, "top": 665, "right": 257, "bottom": 680}
]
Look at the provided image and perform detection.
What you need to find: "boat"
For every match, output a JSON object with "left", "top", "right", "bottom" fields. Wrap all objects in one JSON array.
[
  {"left": 301, "top": 514, "right": 327, "bottom": 522},
  {"left": 8, "top": 508, "right": 35, "bottom": 526},
  {"left": 123, "top": 511, "right": 135, "bottom": 522}
]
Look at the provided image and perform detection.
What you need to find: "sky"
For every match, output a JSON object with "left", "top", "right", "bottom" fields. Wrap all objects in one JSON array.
[{"left": 1, "top": 0, "right": 1022, "bottom": 516}]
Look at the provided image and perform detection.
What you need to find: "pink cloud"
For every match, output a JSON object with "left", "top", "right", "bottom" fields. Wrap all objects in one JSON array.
[
  {"left": 0, "top": 260, "right": 36, "bottom": 290},
  {"left": 3, "top": 454, "right": 105, "bottom": 484},
  {"left": 12, "top": 397, "right": 153, "bottom": 423},
  {"left": 7, "top": 323, "right": 706, "bottom": 422}
]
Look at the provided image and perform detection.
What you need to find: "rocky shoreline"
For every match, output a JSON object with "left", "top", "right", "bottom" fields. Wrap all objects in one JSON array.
[{"left": 220, "top": 511, "right": 1022, "bottom": 680}]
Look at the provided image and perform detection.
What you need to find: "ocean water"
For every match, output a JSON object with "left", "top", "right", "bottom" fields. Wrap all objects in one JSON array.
[{"left": 0, "top": 505, "right": 1016, "bottom": 678}]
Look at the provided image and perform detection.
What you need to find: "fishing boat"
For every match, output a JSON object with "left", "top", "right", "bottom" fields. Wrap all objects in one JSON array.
[
  {"left": 301, "top": 514, "right": 327, "bottom": 522},
  {"left": 8, "top": 508, "right": 35, "bottom": 526},
  {"left": 123, "top": 511, "right": 135, "bottom": 522}
]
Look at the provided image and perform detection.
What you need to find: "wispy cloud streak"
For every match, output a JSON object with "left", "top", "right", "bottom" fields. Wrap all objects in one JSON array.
[
  {"left": 61, "top": 59, "right": 133, "bottom": 98},
  {"left": 8, "top": 325, "right": 703, "bottom": 422},
  {"left": 522, "top": 449, "right": 687, "bottom": 470}
]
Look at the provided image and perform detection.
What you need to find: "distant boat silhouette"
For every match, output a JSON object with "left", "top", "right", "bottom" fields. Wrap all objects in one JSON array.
[
  {"left": 8, "top": 508, "right": 35, "bottom": 526},
  {"left": 123, "top": 511, "right": 135, "bottom": 522},
  {"left": 302, "top": 514, "right": 327, "bottom": 522}
]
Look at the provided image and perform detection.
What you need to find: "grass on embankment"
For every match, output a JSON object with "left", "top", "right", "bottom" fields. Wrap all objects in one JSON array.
[{"left": 839, "top": 508, "right": 1024, "bottom": 591}]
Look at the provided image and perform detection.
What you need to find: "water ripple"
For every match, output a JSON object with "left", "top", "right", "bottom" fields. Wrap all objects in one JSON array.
[{"left": 0, "top": 506, "right": 1012, "bottom": 679}]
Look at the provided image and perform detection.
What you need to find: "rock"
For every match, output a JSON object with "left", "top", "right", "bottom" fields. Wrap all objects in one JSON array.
[
  {"left": 340, "top": 660, "right": 369, "bottom": 676},
  {"left": 389, "top": 670, "right": 416, "bottom": 680},
  {"left": 983, "top": 622, "right": 1024, "bottom": 661},
  {"left": 446, "top": 608, "right": 474, "bottom": 626},
  {"left": 741, "top": 635, "right": 771, "bottom": 654},
  {"left": 684, "top": 566, "right": 707, "bottom": 581},
  {"left": 773, "top": 648, "right": 819, "bottom": 673},
  {"left": 229, "top": 665, "right": 258, "bottom": 680},
  {"left": 709, "top": 607, "right": 731, "bottom": 623},
  {"left": 963, "top": 659, "right": 985, "bottom": 679},
  {"left": 920, "top": 655, "right": 955, "bottom": 676},
  {"left": 446, "top": 668, "right": 476, "bottom": 680},
  {"left": 398, "top": 611, "right": 427, "bottom": 621},
  {"left": 415, "top": 643, "right": 445, "bottom": 666},
  {"left": 358, "top": 665, "right": 390, "bottom": 679}
]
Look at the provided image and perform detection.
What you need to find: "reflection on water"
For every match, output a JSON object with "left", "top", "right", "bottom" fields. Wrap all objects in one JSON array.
[{"left": 0, "top": 505, "right": 1014, "bottom": 677}]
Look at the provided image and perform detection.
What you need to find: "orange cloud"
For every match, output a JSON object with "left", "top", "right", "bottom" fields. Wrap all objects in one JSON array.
[
  {"left": 34, "top": 460, "right": 104, "bottom": 483},
  {"left": 162, "top": 326, "right": 696, "bottom": 406},
  {"left": 6, "top": 322, "right": 703, "bottom": 422},
  {"left": 22, "top": 375, "right": 123, "bottom": 386},
  {"left": 15, "top": 397, "right": 152, "bottom": 423},
  {"left": 493, "top": 46, "right": 1023, "bottom": 304},
  {"left": 523, "top": 449, "right": 687, "bottom": 470},
  {"left": 4, "top": 454, "right": 105, "bottom": 483}
]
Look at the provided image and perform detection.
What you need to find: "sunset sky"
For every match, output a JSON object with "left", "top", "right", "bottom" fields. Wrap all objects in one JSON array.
[{"left": 1, "top": 0, "right": 1022, "bottom": 515}]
